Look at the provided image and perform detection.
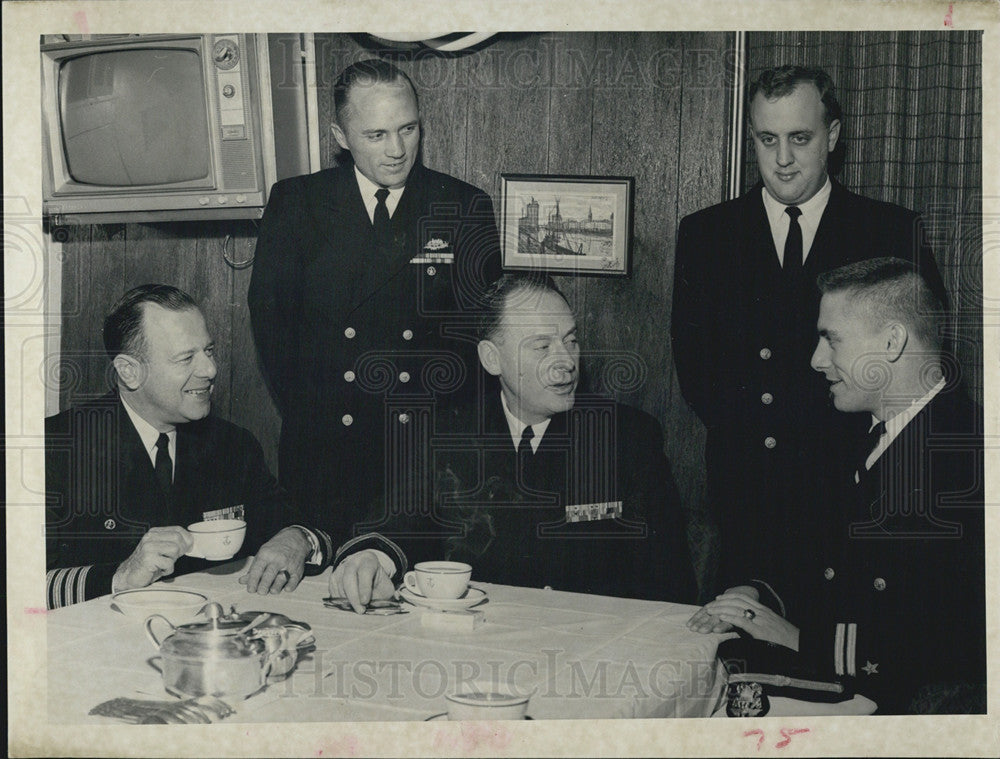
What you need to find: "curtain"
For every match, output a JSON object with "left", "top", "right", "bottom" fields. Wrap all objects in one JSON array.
[{"left": 742, "top": 31, "right": 983, "bottom": 403}]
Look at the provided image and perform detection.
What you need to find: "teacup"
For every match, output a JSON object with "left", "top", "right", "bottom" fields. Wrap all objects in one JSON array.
[
  {"left": 403, "top": 561, "right": 471, "bottom": 599},
  {"left": 445, "top": 681, "right": 532, "bottom": 720},
  {"left": 186, "top": 519, "right": 246, "bottom": 560}
]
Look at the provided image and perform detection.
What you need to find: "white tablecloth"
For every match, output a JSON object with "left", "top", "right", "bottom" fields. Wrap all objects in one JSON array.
[{"left": 47, "top": 560, "right": 728, "bottom": 723}]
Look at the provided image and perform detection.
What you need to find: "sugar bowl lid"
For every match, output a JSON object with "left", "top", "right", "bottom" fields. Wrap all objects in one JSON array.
[{"left": 157, "top": 602, "right": 264, "bottom": 658}]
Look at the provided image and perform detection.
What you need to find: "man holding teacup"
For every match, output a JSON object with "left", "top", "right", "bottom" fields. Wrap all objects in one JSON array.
[
  {"left": 329, "top": 274, "right": 696, "bottom": 610},
  {"left": 45, "top": 285, "right": 335, "bottom": 608}
]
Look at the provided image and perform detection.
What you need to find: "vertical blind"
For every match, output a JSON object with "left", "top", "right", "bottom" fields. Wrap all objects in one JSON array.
[{"left": 742, "top": 31, "right": 983, "bottom": 403}]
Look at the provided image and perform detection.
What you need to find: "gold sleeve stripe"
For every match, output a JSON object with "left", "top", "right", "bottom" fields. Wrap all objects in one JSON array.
[
  {"left": 846, "top": 623, "right": 858, "bottom": 677},
  {"left": 834, "top": 622, "right": 846, "bottom": 676},
  {"left": 46, "top": 565, "right": 91, "bottom": 609}
]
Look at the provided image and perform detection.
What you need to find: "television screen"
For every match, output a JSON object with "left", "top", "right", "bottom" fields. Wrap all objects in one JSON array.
[{"left": 59, "top": 48, "right": 211, "bottom": 186}]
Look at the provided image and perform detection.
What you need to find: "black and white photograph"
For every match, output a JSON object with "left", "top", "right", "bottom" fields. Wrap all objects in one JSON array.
[{"left": 5, "top": 1, "right": 998, "bottom": 757}]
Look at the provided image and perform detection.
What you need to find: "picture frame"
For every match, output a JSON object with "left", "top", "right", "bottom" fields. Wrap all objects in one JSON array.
[{"left": 499, "top": 174, "right": 635, "bottom": 277}]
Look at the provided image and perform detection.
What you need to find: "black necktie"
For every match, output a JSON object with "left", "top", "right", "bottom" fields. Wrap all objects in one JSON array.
[
  {"left": 856, "top": 421, "right": 886, "bottom": 483},
  {"left": 154, "top": 432, "right": 173, "bottom": 493},
  {"left": 373, "top": 187, "right": 391, "bottom": 245},
  {"left": 517, "top": 425, "right": 535, "bottom": 457},
  {"left": 783, "top": 205, "right": 803, "bottom": 282}
]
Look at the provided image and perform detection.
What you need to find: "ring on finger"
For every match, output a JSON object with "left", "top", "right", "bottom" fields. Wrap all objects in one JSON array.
[{"left": 743, "top": 608, "right": 756, "bottom": 620}]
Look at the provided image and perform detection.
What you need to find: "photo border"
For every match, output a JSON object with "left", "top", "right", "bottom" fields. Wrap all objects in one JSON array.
[{"left": 5, "top": 2, "right": 998, "bottom": 758}]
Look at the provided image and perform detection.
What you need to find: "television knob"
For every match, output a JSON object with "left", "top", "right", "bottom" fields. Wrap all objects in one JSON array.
[
  {"left": 217, "top": 196, "right": 228, "bottom": 204},
  {"left": 213, "top": 39, "right": 241, "bottom": 70},
  {"left": 222, "top": 84, "right": 236, "bottom": 99},
  {"left": 198, "top": 197, "right": 210, "bottom": 206},
  {"left": 235, "top": 194, "right": 246, "bottom": 203}
]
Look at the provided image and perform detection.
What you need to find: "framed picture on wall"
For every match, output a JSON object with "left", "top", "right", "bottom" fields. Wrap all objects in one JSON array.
[{"left": 499, "top": 174, "right": 634, "bottom": 276}]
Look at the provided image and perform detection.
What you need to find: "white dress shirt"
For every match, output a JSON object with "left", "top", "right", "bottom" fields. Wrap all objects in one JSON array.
[
  {"left": 499, "top": 391, "right": 551, "bottom": 453},
  {"left": 864, "top": 377, "right": 947, "bottom": 472},
  {"left": 120, "top": 396, "right": 175, "bottom": 479},
  {"left": 354, "top": 166, "right": 405, "bottom": 223},
  {"left": 762, "top": 176, "right": 832, "bottom": 266}
]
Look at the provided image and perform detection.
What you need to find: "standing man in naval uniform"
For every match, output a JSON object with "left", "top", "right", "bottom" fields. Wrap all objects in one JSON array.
[
  {"left": 249, "top": 59, "right": 501, "bottom": 536},
  {"left": 670, "top": 65, "right": 946, "bottom": 594}
]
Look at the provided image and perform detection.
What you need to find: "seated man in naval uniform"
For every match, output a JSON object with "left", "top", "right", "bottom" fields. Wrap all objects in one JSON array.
[
  {"left": 327, "top": 274, "right": 696, "bottom": 608},
  {"left": 45, "top": 284, "right": 335, "bottom": 608},
  {"left": 686, "top": 258, "right": 985, "bottom": 714}
]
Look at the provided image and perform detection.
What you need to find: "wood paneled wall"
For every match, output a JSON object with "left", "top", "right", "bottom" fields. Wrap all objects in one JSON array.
[
  {"left": 57, "top": 32, "right": 734, "bottom": 598},
  {"left": 56, "top": 218, "right": 274, "bottom": 457}
]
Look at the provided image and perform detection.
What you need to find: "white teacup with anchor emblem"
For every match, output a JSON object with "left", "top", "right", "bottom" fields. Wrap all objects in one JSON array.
[
  {"left": 403, "top": 561, "right": 472, "bottom": 599},
  {"left": 186, "top": 519, "right": 246, "bottom": 560}
]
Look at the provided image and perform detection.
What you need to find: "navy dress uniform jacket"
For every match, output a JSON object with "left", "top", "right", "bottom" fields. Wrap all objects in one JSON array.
[
  {"left": 775, "top": 386, "right": 986, "bottom": 714},
  {"left": 45, "top": 393, "right": 333, "bottom": 608},
  {"left": 248, "top": 162, "right": 502, "bottom": 537},
  {"left": 670, "top": 180, "right": 947, "bottom": 589},
  {"left": 353, "top": 392, "right": 697, "bottom": 604}
]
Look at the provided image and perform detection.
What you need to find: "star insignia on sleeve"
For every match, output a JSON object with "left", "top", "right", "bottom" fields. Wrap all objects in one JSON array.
[{"left": 862, "top": 660, "right": 879, "bottom": 675}]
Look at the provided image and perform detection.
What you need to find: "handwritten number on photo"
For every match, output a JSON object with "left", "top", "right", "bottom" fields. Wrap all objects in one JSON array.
[{"left": 743, "top": 727, "right": 810, "bottom": 750}]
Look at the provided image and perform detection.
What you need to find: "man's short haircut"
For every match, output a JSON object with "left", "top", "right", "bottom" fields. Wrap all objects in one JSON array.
[
  {"left": 478, "top": 273, "right": 569, "bottom": 343},
  {"left": 817, "top": 257, "right": 945, "bottom": 353},
  {"left": 333, "top": 58, "right": 417, "bottom": 124},
  {"left": 103, "top": 284, "right": 199, "bottom": 360},
  {"left": 748, "top": 65, "right": 843, "bottom": 127}
]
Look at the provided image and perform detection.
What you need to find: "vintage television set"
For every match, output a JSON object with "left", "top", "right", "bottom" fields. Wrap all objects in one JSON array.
[{"left": 41, "top": 33, "right": 315, "bottom": 223}]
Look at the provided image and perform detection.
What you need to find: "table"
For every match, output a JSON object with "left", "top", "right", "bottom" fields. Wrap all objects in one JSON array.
[{"left": 47, "top": 560, "right": 730, "bottom": 723}]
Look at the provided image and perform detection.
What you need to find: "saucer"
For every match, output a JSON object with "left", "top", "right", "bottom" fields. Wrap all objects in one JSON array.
[
  {"left": 399, "top": 585, "right": 488, "bottom": 611},
  {"left": 110, "top": 589, "right": 208, "bottom": 621}
]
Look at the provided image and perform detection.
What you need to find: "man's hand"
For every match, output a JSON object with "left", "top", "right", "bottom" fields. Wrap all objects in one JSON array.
[
  {"left": 239, "top": 527, "right": 311, "bottom": 595},
  {"left": 686, "top": 585, "right": 760, "bottom": 634},
  {"left": 701, "top": 591, "right": 800, "bottom": 651},
  {"left": 328, "top": 550, "right": 396, "bottom": 613},
  {"left": 113, "top": 526, "right": 193, "bottom": 592}
]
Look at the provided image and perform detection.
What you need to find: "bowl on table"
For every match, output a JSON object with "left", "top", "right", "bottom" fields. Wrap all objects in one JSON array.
[
  {"left": 109, "top": 588, "right": 208, "bottom": 624},
  {"left": 445, "top": 681, "right": 533, "bottom": 720}
]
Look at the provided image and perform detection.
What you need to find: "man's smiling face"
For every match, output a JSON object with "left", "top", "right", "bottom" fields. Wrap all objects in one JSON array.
[
  {"left": 332, "top": 79, "right": 420, "bottom": 190},
  {"left": 749, "top": 82, "right": 841, "bottom": 206},
  {"left": 123, "top": 304, "right": 218, "bottom": 430},
  {"left": 811, "top": 290, "right": 888, "bottom": 415}
]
